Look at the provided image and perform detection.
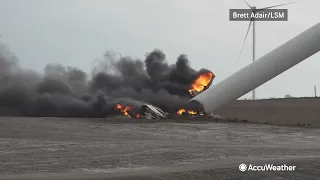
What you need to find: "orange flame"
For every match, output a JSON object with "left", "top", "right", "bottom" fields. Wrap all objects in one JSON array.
[
  {"left": 115, "top": 103, "right": 131, "bottom": 116},
  {"left": 188, "top": 110, "right": 197, "bottom": 115},
  {"left": 115, "top": 104, "right": 141, "bottom": 118},
  {"left": 189, "top": 72, "right": 214, "bottom": 96},
  {"left": 135, "top": 114, "right": 141, "bottom": 118},
  {"left": 177, "top": 108, "right": 197, "bottom": 115},
  {"left": 177, "top": 109, "right": 186, "bottom": 115}
]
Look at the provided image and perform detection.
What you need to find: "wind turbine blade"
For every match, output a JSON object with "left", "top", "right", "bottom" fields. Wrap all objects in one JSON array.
[
  {"left": 244, "top": 0, "right": 252, "bottom": 8},
  {"left": 237, "top": 18, "right": 253, "bottom": 63},
  {"left": 257, "top": 0, "right": 304, "bottom": 11}
]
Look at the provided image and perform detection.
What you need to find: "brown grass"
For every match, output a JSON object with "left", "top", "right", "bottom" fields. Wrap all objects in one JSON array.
[{"left": 216, "top": 98, "right": 320, "bottom": 128}]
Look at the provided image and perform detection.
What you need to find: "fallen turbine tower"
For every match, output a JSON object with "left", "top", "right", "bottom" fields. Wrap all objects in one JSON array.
[{"left": 191, "top": 23, "right": 320, "bottom": 113}]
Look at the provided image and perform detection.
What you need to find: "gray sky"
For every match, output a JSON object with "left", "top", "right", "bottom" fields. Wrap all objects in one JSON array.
[{"left": 0, "top": 0, "right": 319, "bottom": 99}]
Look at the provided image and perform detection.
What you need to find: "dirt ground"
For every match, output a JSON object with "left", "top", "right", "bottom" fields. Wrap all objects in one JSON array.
[
  {"left": 217, "top": 98, "right": 320, "bottom": 127},
  {"left": 1, "top": 115, "right": 320, "bottom": 180}
]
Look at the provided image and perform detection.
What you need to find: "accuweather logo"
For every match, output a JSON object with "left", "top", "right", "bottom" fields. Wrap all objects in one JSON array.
[
  {"left": 239, "top": 163, "right": 247, "bottom": 172},
  {"left": 239, "top": 163, "right": 296, "bottom": 172}
]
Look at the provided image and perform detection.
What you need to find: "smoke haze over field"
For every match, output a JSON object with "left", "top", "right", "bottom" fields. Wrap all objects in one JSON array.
[{"left": 0, "top": 42, "right": 210, "bottom": 117}]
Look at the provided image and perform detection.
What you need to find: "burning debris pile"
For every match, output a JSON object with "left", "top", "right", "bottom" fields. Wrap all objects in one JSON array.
[
  {"left": 115, "top": 104, "right": 141, "bottom": 118},
  {"left": 111, "top": 69, "right": 215, "bottom": 119},
  {"left": 111, "top": 69, "right": 214, "bottom": 119},
  {"left": 0, "top": 41, "right": 215, "bottom": 118}
]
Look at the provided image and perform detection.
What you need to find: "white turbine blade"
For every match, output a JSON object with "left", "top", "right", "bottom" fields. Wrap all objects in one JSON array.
[
  {"left": 237, "top": 18, "right": 253, "bottom": 63},
  {"left": 244, "top": 0, "right": 252, "bottom": 8},
  {"left": 257, "top": 0, "right": 304, "bottom": 11}
]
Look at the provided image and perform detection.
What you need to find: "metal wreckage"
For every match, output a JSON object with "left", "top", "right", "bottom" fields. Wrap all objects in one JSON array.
[{"left": 114, "top": 70, "right": 219, "bottom": 119}]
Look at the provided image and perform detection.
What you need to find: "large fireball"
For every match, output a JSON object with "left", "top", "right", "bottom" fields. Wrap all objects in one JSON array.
[{"left": 189, "top": 71, "right": 214, "bottom": 96}]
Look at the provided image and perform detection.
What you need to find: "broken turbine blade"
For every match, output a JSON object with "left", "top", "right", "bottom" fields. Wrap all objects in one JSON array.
[
  {"left": 237, "top": 18, "right": 253, "bottom": 63},
  {"left": 141, "top": 104, "right": 167, "bottom": 119}
]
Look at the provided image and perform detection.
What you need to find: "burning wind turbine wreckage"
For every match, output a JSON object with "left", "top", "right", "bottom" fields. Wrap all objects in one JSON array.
[
  {"left": 1, "top": 23, "right": 319, "bottom": 120},
  {"left": 113, "top": 68, "right": 215, "bottom": 119},
  {"left": 0, "top": 46, "right": 215, "bottom": 119}
]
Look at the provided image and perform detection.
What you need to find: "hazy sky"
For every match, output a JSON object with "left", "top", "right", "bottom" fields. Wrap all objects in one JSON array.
[{"left": 0, "top": 0, "right": 319, "bottom": 99}]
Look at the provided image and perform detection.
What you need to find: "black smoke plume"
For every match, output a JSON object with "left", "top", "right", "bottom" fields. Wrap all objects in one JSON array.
[{"left": 0, "top": 42, "right": 209, "bottom": 117}]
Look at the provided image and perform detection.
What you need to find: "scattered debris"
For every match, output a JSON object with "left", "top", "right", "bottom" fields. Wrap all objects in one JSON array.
[
  {"left": 114, "top": 103, "right": 168, "bottom": 119},
  {"left": 296, "top": 123, "right": 311, "bottom": 127},
  {"left": 143, "top": 113, "right": 154, "bottom": 119},
  {"left": 141, "top": 104, "right": 168, "bottom": 119},
  {"left": 113, "top": 102, "right": 252, "bottom": 123},
  {"left": 208, "top": 113, "right": 222, "bottom": 120}
]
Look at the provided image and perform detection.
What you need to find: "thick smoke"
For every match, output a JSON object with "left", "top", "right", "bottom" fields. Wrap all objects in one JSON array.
[{"left": 0, "top": 43, "right": 206, "bottom": 117}]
